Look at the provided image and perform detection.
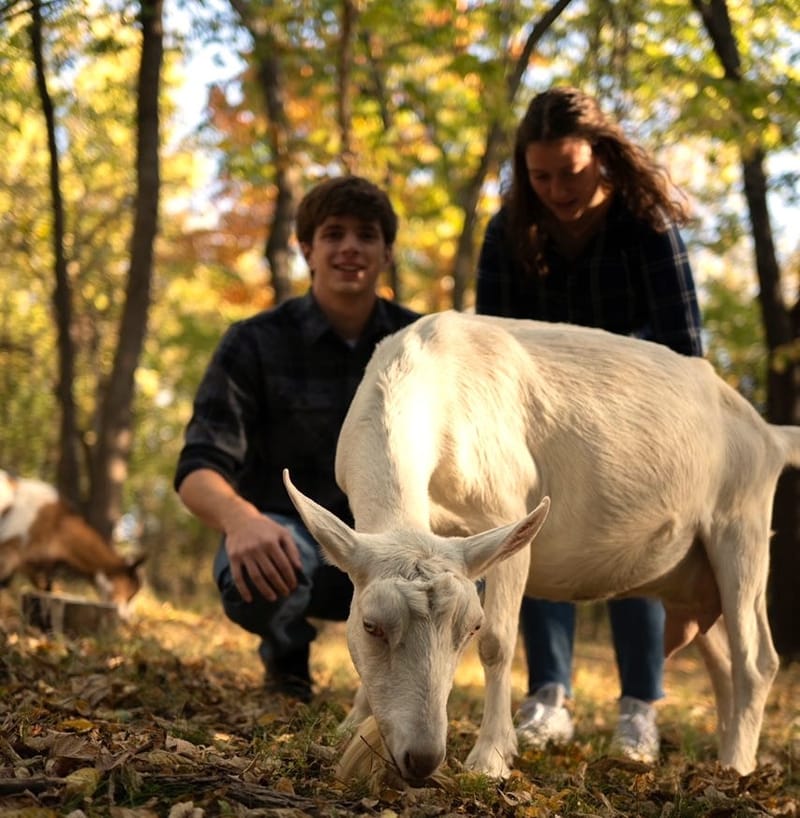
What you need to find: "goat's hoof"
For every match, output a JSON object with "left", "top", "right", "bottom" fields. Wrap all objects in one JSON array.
[{"left": 464, "top": 748, "right": 512, "bottom": 779}]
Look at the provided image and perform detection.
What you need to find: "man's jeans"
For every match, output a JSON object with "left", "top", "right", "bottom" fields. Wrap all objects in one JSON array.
[
  {"left": 521, "top": 596, "right": 665, "bottom": 702},
  {"left": 213, "top": 513, "right": 353, "bottom": 670}
]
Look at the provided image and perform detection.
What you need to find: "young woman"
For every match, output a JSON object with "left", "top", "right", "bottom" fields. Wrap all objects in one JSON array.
[{"left": 475, "top": 87, "right": 703, "bottom": 763}]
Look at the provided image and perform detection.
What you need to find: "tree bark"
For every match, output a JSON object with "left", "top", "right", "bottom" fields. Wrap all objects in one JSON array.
[
  {"left": 257, "top": 45, "right": 301, "bottom": 305},
  {"left": 692, "top": 0, "right": 799, "bottom": 658},
  {"left": 88, "top": 0, "right": 163, "bottom": 539},
  {"left": 230, "top": 0, "right": 301, "bottom": 305},
  {"left": 337, "top": 0, "right": 358, "bottom": 173},
  {"left": 451, "top": 0, "right": 574, "bottom": 310},
  {"left": 361, "top": 29, "right": 401, "bottom": 300},
  {"left": 29, "top": 0, "right": 81, "bottom": 506}
]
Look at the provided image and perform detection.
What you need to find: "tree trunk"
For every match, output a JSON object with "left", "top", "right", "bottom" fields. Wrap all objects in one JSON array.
[
  {"left": 452, "top": 122, "right": 502, "bottom": 310},
  {"left": 230, "top": 0, "right": 300, "bottom": 305},
  {"left": 361, "top": 29, "right": 401, "bottom": 300},
  {"left": 451, "top": 0, "right": 574, "bottom": 310},
  {"left": 29, "top": 0, "right": 81, "bottom": 505},
  {"left": 88, "top": 0, "right": 163, "bottom": 539},
  {"left": 256, "top": 45, "right": 301, "bottom": 305},
  {"left": 336, "top": 0, "right": 358, "bottom": 174},
  {"left": 748, "top": 151, "right": 800, "bottom": 660},
  {"left": 693, "top": 0, "right": 800, "bottom": 658}
]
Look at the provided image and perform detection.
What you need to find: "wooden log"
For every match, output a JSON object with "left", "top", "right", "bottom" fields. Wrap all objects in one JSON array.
[{"left": 21, "top": 590, "right": 120, "bottom": 636}]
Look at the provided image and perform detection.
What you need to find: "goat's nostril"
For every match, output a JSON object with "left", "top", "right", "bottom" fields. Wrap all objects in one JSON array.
[{"left": 403, "top": 749, "right": 443, "bottom": 781}]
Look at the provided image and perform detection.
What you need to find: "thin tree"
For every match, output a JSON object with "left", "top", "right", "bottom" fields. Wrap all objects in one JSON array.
[
  {"left": 692, "top": 0, "right": 799, "bottom": 659},
  {"left": 336, "top": 0, "right": 358, "bottom": 174},
  {"left": 88, "top": 0, "right": 164, "bottom": 539},
  {"left": 451, "top": 0, "right": 574, "bottom": 310},
  {"left": 29, "top": 0, "right": 81, "bottom": 507},
  {"left": 229, "top": 0, "right": 301, "bottom": 305}
]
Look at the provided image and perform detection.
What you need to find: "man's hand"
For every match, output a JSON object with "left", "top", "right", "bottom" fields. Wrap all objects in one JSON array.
[
  {"left": 223, "top": 510, "right": 303, "bottom": 603},
  {"left": 177, "top": 468, "right": 303, "bottom": 603}
]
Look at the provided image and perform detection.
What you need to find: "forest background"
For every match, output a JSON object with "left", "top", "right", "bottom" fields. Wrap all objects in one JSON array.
[{"left": 0, "top": 0, "right": 799, "bottom": 654}]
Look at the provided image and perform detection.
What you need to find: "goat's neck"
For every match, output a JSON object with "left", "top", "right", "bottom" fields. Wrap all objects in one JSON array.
[{"left": 343, "top": 424, "right": 435, "bottom": 534}]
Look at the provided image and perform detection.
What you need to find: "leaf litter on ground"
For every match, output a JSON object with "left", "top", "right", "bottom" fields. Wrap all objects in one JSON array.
[{"left": 0, "top": 588, "right": 797, "bottom": 817}]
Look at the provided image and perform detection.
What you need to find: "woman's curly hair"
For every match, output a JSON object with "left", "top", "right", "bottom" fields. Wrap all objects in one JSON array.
[{"left": 507, "top": 87, "right": 690, "bottom": 275}]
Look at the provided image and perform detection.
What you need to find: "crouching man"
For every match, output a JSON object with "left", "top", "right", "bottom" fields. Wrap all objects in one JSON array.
[{"left": 174, "top": 176, "right": 419, "bottom": 701}]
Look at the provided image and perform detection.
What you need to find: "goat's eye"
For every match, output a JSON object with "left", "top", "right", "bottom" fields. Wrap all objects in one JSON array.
[{"left": 363, "top": 619, "right": 386, "bottom": 640}]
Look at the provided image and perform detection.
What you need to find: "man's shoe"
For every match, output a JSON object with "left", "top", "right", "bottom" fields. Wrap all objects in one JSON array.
[
  {"left": 265, "top": 673, "right": 312, "bottom": 703},
  {"left": 266, "top": 646, "right": 312, "bottom": 704},
  {"left": 515, "top": 682, "right": 575, "bottom": 749},
  {"left": 609, "top": 696, "right": 659, "bottom": 763}
]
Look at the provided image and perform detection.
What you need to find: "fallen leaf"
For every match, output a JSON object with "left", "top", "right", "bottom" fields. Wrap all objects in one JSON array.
[
  {"left": 275, "top": 776, "right": 295, "bottom": 794},
  {"left": 51, "top": 734, "right": 97, "bottom": 761},
  {"left": 57, "top": 719, "right": 94, "bottom": 734},
  {"left": 64, "top": 767, "right": 102, "bottom": 798},
  {"left": 167, "top": 802, "right": 203, "bottom": 818}
]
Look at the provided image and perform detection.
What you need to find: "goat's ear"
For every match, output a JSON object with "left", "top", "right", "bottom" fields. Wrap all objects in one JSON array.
[
  {"left": 282, "top": 469, "right": 359, "bottom": 574},
  {"left": 459, "top": 496, "right": 550, "bottom": 579}
]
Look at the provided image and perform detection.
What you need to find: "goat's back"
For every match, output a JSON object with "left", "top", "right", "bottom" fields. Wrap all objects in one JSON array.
[
  {"left": 0, "top": 473, "right": 58, "bottom": 544},
  {"left": 336, "top": 312, "right": 789, "bottom": 585}
]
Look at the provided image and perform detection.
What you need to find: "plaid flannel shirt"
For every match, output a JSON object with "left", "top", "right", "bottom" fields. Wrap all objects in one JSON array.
[
  {"left": 475, "top": 197, "right": 703, "bottom": 357},
  {"left": 174, "top": 291, "right": 420, "bottom": 524}
]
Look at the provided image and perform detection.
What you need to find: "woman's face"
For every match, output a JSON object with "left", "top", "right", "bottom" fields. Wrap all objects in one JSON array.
[{"left": 524, "top": 136, "right": 606, "bottom": 224}]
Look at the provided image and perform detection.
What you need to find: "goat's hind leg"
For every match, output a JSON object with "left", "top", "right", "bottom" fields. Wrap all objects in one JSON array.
[
  {"left": 710, "top": 520, "right": 779, "bottom": 774},
  {"left": 694, "top": 618, "right": 733, "bottom": 758},
  {"left": 0, "top": 546, "right": 22, "bottom": 587},
  {"left": 464, "top": 547, "right": 529, "bottom": 778}
]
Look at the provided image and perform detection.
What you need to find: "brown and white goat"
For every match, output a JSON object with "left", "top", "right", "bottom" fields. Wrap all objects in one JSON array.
[
  {"left": 0, "top": 470, "right": 144, "bottom": 617},
  {"left": 284, "top": 310, "right": 800, "bottom": 781}
]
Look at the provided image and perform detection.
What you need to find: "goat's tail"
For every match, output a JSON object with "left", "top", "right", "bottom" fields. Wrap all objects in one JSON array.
[{"left": 772, "top": 425, "right": 800, "bottom": 469}]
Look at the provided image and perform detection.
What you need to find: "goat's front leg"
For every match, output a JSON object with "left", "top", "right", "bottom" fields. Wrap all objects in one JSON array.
[
  {"left": 339, "top": 683, "right": 372, "bottom": 736},
  {"left": 464, "top": 547, "right": 529, "bottom": 777}
]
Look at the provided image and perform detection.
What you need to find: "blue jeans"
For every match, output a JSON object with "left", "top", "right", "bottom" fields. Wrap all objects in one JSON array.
[
  {"left": 521, "top": 596, "right": 665, "bottom": 702},
  {"left": 213, "top": 513, "right": 352, "bottom": 670}
]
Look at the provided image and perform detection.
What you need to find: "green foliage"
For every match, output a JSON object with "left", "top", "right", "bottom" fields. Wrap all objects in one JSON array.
[
  {"left": 702, "top": 273, "right": 767, "bottom": 411},
  {"left": 0, "top": 0, "right": 798, "bottom": 599}
]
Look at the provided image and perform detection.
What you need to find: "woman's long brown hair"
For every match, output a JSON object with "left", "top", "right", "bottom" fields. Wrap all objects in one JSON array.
[{"left": 508, "top": 87, "right": 690, "bottom": 275}]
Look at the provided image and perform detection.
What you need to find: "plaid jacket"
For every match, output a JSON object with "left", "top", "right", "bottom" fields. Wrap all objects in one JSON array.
[{"left": 475, "top": 197, "right": 703, "bottom": 357}]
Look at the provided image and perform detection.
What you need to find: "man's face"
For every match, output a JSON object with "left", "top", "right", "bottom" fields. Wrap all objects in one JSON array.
[{"left": 303, "top": 214, "right": 392, "bottom": 300}]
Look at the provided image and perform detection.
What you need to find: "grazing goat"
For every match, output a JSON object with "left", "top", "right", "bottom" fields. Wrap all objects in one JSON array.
[
  {"left": 0, "top": 470, "right": 144, "bottom": 617},
  {"left": 283, "top": 310, "right": 800, "bottom": 781}
]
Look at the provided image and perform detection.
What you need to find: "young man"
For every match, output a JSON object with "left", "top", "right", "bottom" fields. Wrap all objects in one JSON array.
[{"left": 175, "top": 176, "right": 420, "bottom": 702}]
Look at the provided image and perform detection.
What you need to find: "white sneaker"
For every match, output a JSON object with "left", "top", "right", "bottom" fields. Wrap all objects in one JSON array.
[
  {"left": 516, "top": 682, "right": 575, "bottom": 749},
  {"left": 610, "top": 696, "right": 660, "bottom": 763}
]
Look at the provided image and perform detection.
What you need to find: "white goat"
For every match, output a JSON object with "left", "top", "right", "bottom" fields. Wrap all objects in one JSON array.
[{"left": 283, "top": 310, "right": 800, "bottom": 781}]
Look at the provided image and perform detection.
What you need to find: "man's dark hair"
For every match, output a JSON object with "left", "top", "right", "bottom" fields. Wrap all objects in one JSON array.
[{"left": 296, "top": 176, "right": 398, "bottom": 246}]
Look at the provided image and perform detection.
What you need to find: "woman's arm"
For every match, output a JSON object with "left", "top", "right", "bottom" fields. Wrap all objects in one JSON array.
[
  {"left": 475, "top": 209, "right": 514, "bottom": 317},
  {"left": 637, "top": 224, "right": 704, "bottom": 357}
]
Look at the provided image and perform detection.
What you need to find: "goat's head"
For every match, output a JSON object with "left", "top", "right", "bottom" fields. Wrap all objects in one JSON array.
[
  {"left": 283, "top": 469, "right": 549, "bottom": 782},
  {"left": 95, "top": 554, "right": 146, "bottom": 620}
]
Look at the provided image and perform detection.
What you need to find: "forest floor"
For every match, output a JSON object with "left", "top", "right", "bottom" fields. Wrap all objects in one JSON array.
[{"left": 0, "top": 585, "right": 797, "bottom": 817}]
